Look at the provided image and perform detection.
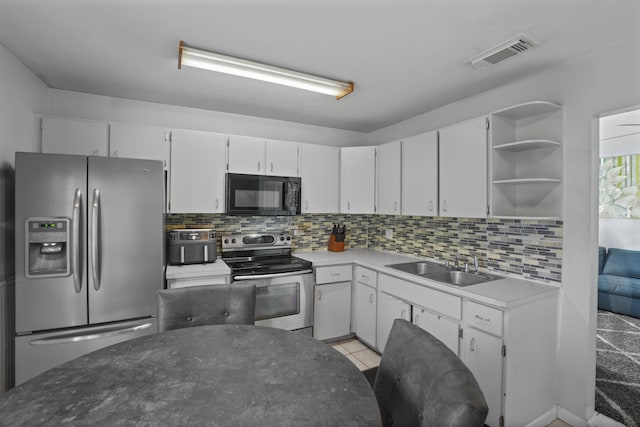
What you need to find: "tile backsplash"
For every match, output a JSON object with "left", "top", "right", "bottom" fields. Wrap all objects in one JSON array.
[{"left": 166, "top": 213, "right": 562, "bottom": 283}]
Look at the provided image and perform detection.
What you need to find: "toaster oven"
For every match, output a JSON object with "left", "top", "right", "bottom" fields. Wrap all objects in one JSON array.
[{"left": 167, "top": 229, "right": 216, "bottom": 265}]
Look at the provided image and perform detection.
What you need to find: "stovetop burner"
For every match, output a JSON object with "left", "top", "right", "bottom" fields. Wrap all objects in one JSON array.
[{"left": 221, "top": 232, "right": 312, "bottom": 278}]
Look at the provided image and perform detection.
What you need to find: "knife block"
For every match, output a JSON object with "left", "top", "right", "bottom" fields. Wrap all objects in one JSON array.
[{"left": 328, "top": 241, "right": 344, "bottom": 252}]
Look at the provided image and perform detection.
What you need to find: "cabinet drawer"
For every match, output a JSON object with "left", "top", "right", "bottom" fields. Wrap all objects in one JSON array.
[
  {"left": 466, "top": 301, "right": 503, "bottom": 337},
  {"left": 315, "top": 265, "right": 353, "bottom": 284},
  {"left": 379, "top": 274, "right": 461, "bottom": 320},
  {"left": 167, "top": 275, "right": 228, "bottom": 289},
  {"left": 354, "top": 266, "right": 377, "bottom": 287}
]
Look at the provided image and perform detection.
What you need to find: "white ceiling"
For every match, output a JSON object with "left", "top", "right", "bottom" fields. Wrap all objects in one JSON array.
[{"left": 0, "top": 0, "right": 638, "bottom": 133}]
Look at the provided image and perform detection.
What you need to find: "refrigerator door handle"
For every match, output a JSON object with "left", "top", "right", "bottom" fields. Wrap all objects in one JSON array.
[
  {"left": 91, "top": 188, "right": 101, "bottom": 291},
  {"left": 28, "top": 322, "right": 153, "bottom": 345},
  {"left": 72, "top": 188, "right": 82, "bottom": 293}
]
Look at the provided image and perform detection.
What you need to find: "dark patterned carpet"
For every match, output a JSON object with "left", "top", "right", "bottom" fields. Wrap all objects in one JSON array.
[{"left": 596, "top": 310, "right": 640, "bottom": 426}]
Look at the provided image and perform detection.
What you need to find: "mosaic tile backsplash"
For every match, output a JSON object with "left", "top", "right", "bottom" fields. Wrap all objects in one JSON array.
[{"left": 166, "top": 214, "right": 562, "bottom": 284}]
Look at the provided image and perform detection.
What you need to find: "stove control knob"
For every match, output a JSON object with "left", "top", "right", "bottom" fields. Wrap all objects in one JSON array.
[
  {"left": 231, "top": 239, "right": 236, "bottom": 244},
  {"left": 224, "top": 239, "right": 229, "bottom": 244},
  {"left": 280, "top": 236, "right": 285, "bottom": 241},
  {"left": 286, "top": 236, "right": 291, "bottom": 241}
]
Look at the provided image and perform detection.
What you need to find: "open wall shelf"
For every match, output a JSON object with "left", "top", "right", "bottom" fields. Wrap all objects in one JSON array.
[{"left": 490, "top": 102, "right": 563, "bottom": 218}]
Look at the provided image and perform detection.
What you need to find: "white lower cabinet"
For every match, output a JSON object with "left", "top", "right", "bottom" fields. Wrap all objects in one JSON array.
[
  {"left": 378, "top": 273, "right": 462, "bottom": 354},
  {"left": 352, "top": 267, "right": 378, "bottom": 347},
  {"left": 313, "top": 265, "right": 353, "bottom": 341},
  {"left": 463, "top": 325, "right": 504, "bottom": 427},
  {"left": 314, "top": 282, "right": 351, "bottom": 341},
  {"left": 462, "top": 296, "right": 558, "bottom": 427},
  {"left": 377, "top": 292, "right": 411, "bottom": 352},
  {"left": 413, "top": 306, "right": 460, "bottom": 355}
]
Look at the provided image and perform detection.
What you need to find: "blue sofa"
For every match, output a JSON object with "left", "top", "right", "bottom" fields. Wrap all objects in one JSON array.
[{"left": 598, "top": 247, "right": 640, "bottom": 318}]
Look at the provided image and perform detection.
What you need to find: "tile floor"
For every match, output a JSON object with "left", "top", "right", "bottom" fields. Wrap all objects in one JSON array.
[{"left": 330, "top": 337, "right": 381, "bottom": 371}]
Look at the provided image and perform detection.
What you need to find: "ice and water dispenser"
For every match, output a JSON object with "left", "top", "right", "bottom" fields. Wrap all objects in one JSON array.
[{"left": 25, "top": 217, "right": 71, "bottom": 278}]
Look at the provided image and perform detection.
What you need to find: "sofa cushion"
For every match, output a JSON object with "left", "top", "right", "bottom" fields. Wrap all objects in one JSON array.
[
  {"left": 602, "top": 248, "right": 640, "bottom": 279},
  {"left": 599, "top": 247, "right": 607, "bottom": 276},
  {"left": 598, "top": 275, "right": 640, "bottom": 299}
]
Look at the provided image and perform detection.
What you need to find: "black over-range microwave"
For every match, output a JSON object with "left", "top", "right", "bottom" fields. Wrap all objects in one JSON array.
[{"left": 226, "top": 173, "right": 301, "bottom": 215}]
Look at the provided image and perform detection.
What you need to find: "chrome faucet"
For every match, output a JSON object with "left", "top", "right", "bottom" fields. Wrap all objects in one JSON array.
[{"left": 473, "top": 255, "right": 479, "bottom": 272}]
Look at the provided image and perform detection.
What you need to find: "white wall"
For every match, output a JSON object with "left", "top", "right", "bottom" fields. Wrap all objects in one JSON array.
[
  {"left": 368, "top": 38, "right": 640, "bottom": 423},
  {"left": 599, "top": 219, "right": 640, "bottom": 250},
  {"left": 0, "top": 42, "right": 48, "bottom": 392},
  {"left": 47, "top": 89, "right": 367, "bottom": 147}
]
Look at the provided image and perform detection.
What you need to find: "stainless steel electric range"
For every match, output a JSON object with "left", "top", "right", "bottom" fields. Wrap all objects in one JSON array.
[{"left": 222, "top": 231, "right": 314, "bottom": 335}]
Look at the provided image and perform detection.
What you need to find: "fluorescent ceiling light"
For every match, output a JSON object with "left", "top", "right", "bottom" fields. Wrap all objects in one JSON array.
[{"left": 178, "top": 40, "right": 354, "bottom": 100}]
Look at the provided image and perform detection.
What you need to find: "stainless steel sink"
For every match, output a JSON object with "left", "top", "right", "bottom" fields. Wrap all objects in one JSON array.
[
  {"left": 385, "top": 261, "right": 447, "bottom": 276},
  {"left": 385, "top": 261, "right": 501, "bottom": 287},
  {"left": 422, "top": 270, "right": 500, "bottom": 287}
]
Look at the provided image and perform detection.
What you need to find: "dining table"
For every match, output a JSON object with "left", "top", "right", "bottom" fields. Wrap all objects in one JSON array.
[{"left": 0, "top": 325, "right": 381, "bottom": 426}]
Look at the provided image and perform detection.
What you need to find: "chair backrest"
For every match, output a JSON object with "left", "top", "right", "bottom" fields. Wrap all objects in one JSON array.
[
  {"left": 157, "top": 283, "right": 256, "bottom": 332},
  {"left": 373, "top": 319, "right": 488, "bottom": 427}
]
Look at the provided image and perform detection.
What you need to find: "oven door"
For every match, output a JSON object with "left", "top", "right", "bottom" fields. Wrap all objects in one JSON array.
[
  {"left": 233, "top": 270, "right": 314, "bottom": 333},
  {"left": 226, "top": 173, "right": 301, "bottom": 216}
]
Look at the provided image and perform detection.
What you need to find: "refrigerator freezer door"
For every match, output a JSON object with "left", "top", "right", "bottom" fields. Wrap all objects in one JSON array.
[
  {"left": 15, "top": 153, "right": 88, "bottom": 333},
  {"left": 15, "top": 317, "right": 157, "bottom": 385},
  {"left": 87, "top": 156, "right": 163, "bottom": 324}
]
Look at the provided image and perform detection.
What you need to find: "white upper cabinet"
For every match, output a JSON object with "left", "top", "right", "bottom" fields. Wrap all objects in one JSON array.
[
  {"left": 169, "top": 130, "right": 226, "bottom": 213},
  {"left": 438, "top": 116, "right": 488, "bottom": 218},
  {"left": 227, "top": 135, "right": 299, "bottom": 176},
  {"left": 489, "top": 101, "right": 563, "bottom": 218},
  {"left": 266, "top": 139, "right": 299, "bottom": 177},
  {"left": 42, "top": 117, "right": 108, "bottom": 156},
  {"left": 299, "top": 144, "right": 339, "bottom": 213},
  {"left": 377, "top": 140, "right": 402, "bottom": 215},
  {"left": 340, "top": 146, "right": 376, "bottom": 214},
  {"left": 227, "top": 135, "right": 266, "bottom": 175},
  {"left": 402, "top": 130, "right": 439, "bottom": 216},
  {"left": 109, "top": 123, "right": 170, "bottom": 169}
]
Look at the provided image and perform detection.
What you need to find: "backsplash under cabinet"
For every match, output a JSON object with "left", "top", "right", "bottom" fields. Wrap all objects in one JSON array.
[{"left": 166, "top": 213, "right": 562, "bottom": 284}]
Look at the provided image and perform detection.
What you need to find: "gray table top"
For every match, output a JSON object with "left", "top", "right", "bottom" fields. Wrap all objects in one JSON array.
[{"left": 0, "top": 325, "right": 381, "bottom": 426}]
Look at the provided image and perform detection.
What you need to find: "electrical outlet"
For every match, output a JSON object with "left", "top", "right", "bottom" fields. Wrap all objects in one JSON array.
[{"left": 385, "top": 229, "right": 393, "bottom": 239}]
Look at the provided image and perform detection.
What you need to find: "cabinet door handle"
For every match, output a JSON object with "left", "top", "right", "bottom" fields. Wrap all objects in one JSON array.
[
  {"left": 429, "top": 200, "right": 433, "bottom": 212},
  {"left": 369, "top": 294, "right": 374, "bottom": 304},
  {"left": 317, "top": 289, "right": 322, "bottom": 300},
  {"left": 270, "top": 162, "right": 274, "bottom": 172},
  {"left": 330, "top": 272, "right": 341, "bottom": 277},
  {"left": 257, "top": 161, "right": 261, "bottom": 172},
  {"left": 400, "top": 309, "right": 406, "bottom": 320},
  {"left": 414, "top": 314, "right": 419, "bottom": 324},
  {"left": 215, "top": 199, "right": 219, "bottom": 210},
  {"left": 361, "top": 274, "right": 369, "bottom": 280},
  {"left": 470, "top": 337, "right": 476, "bottom": 352},
  {"left": 475, "top": 315, "right": 491, "bottom": 323},
  {"left": 112, "top": 150, "right": 119, "bottom": 157},
  {"left": 305, "top": 200, "right": 309, "bottom": 210},
  {"left": 442, "top": 200, "right": 447, "bottom": 212},
  {"left": 393, "top": 201, "right": 398, "bottom": 211},
  {"left": 347, "top": 201, "right": 351, "bottom": 211}
]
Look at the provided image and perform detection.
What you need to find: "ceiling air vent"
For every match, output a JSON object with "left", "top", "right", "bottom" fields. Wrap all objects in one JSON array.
[{"left": 466, "top": 34, "right": 540, "bottom": 69}]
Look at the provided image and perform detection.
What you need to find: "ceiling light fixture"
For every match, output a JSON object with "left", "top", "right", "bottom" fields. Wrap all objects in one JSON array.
[{"left": 178, "top": 40, "right": 354, "bottom": 100}]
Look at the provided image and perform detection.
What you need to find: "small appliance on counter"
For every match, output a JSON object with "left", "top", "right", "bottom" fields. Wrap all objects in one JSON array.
[
  {"left": 167, "top": 228, "right": 217, "bottom": 265},
  {"left": 328, "top": 224, "right": 346, "bottom": 252}
]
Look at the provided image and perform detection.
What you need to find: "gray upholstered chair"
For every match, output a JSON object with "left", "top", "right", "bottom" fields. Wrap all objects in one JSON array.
[
  {"left": 157, "top": 283, "right": 256, "bottom": 332},
  {"left": 369, "top": 319, "right": 488, "bottom": 427}
]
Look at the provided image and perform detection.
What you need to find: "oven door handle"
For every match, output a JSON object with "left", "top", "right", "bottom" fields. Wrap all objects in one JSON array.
[{"left": 234, "top": 269, "right": 313, "bottom": 280}]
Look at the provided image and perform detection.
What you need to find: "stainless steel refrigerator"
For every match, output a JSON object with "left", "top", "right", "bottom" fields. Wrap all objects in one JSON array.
[{"left": 14, "top": 152, "right": 163, "bottom": 385}]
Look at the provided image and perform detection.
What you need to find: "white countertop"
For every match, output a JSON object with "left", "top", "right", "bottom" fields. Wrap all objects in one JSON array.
[
  {"left": 166, "top": 259, "right": 231, "bottom": 280},
  {"left": 295, "top": 249, "right": 559, "bottom": 309}
]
